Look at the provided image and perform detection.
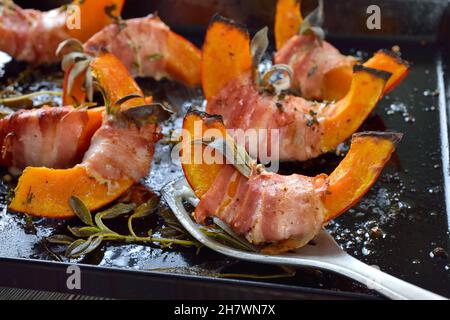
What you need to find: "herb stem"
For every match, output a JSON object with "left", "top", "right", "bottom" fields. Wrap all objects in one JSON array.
[{"left": 0, "top": 91, "right": 62, "bottom": 104}]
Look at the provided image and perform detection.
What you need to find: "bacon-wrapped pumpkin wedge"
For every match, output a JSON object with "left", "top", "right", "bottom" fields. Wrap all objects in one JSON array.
[
  {"left": 180, "top": 110, "right": 401, "bottom": 253},
  {"left": 203, "top": 15, "right": 392, "bottom": 161},
  {"left": 0, "top": 106, "right": 103, "bottom": 169},
  {"left": 273, "top": 0, "right": 409, "bottom": 101},
  {"left": 83, "top": 15, "right": 201, "bottom": 86},
  {"left": 0, "top": 0, "right": 124, "bottom": 64},
  {"left": 8, "top": 53, "right": 166, "bottom": 218}
]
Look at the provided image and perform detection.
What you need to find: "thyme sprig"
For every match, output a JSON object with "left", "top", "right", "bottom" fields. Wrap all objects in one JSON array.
[
  {"left": 46, "top": 194, "right": 263, "bottom": 259},
  {"left": 46, "top": 195, "right": 199, "bottom": 258},
  {"left": 0, "top": 91, "right": 62, "bottom": 106}
]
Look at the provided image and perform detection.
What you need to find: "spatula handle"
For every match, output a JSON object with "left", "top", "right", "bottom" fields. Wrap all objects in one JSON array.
[{"left": 328, "top": 254, "right": 446, "bottom": 300}]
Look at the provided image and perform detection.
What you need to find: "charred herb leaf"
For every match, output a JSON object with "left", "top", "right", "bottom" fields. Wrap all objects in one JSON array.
[
  {"left": 69, "top": 196, "right": 94, "bottom": 226},
  {"left": 299, "top": 0, "right": 325, "bottom": 44},
  {"left": 250, "top": 27, "right": 269, "bottom": 85}
]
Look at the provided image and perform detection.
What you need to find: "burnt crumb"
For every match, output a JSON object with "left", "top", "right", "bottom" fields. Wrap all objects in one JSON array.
[
  {"left": 430, "top": 247, "right": 448, "bottom": 259},
  {"left": 306, "top": 118, "right": 319, "bottom": 127},
  {"left": 306, "top": 109, "right": 319, "bottom": 127},
  {"left": 259, "top": 86, "right": 276, "bottom": 96},
  {"left": 307, "top": 65, "right": 318, "bottom": 78}
]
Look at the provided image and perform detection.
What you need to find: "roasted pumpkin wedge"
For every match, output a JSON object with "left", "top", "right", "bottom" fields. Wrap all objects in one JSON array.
[
  {"left": 9, "top": 53, "right": 153, "bottom": 218},
  {"left": 320, "top": 65, "right": 391, "bottom": 152},
  {"left": 67, "top": 0, "right": 125, "bottom": 43},
  {"left": 274, "top": 0, "right": 409, "bottom": 101},
  {"left": 275, "top": 0, "right": 303, "bottom": 50},
  {"left": 202, "top": 15, "right": 252, "bottom": 100}
]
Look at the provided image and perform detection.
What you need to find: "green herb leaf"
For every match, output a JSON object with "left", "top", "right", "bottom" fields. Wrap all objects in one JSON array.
[
  {"left": 260, "top": 64, "right": 293, "bottom": 94},
  {"left": 99, "top": 202, "right": 136, "bottom": 220},
  {"left": 65, "top": 236, "right": 104, "bottom": 258},
  {"left": 121, "top": 103, "right": 173, "bottom": 125},
  {"left": 69, "top": 196, "right": 94, "bottom": 226},
  {"left": 194, "top": 137, "right": 255, "bottom": 178},
  {"left": 299, "top": 0, "right": 325, "bottom": 44},
  {"left": 65, "top": 239, "right": 89, "bottom": 257},
  {"left": 46, "top": 234, "right": 75, "bottom": 245},
  {"left": 56, "top": 38, "right": 84, "bottom": 58},
  {"left": 250, "top": 27, "right": 269, "bottom": 85},
  {"left": 68, "top": 226, "right": 101, "bottom": 238},
  {"left": 147, "top": 53, "right": 163, "bottom": 61},
  {"left": 67, "top": 59, "right": 91, "bottom": 98},
  {"left": 127, "top": 196, "right": 159, "bottom": 236}
]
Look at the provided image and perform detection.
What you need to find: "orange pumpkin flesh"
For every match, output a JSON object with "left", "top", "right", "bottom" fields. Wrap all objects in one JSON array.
[
  {"left": 10, "top": 53, "right": 145, "bottom": 218},
  {"left": 181, "top": 110, "right": 399, "bottom": 224},
  {"left": 9, "top": 167, "right": 132, "bottom": 218},
  {"left": 67, "top": 0, "right": 125, "bottom": 43},
  {"left": 181, "top": 110, "right": 228, "bottom": 198},
  {"left": 364, "top": 50, "right": 410, "bottom": 94},
  {"left": 275, "top": 0, "right": 303, "bottom": 50},
  {"left": 320, "top": 65, "right": 391, "bottom": 152},
  {"left": 202, "top": 15, "right": 252, "bottom": 100},
  {"left": 323, "top": 132, "right": 400, "bottom": 221},
  {"left": 90, "top": 53, "right": 146, "bottom": 107},
  {"left": 165, "top": 31, "right": 202, "bottom": 86},
  {"left": 323, "top": 50, "right": 409, "bottom": 101}
]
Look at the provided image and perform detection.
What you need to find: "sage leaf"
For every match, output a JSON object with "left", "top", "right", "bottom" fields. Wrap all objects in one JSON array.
[
  {"left": 250, "top": 26, "right": 269, "bottom": 84},
  {"left": 46, "top": 234, "right": 75, "bottom": 245},
  {"left": 67, "top": 59, "right": 91, "bottom": 97},
  {"left": 75, "top": 236, "right": 104, "bottom": 257},
  {"left": 69, "top": 196, "right": 94, "bottom": 226},
  {"left": 261, "top": 64, "right": 293, "bottom": 94},
  {"left": 56, "top": 38, "right": 84, "bottom": 57},
  {"left": 127, "top": 196, "right": 159, "bottom": 236},
  {"left": 68, "top": 226, "right": 101, "bottom": 238},
  {"left": 133, "top": 196, "right": 159, "bottom": 219},
  {"left": 61, "top": 52, "right": 87, "bottom": 72},
  {"left": 299, "top": 0, "right": 325, "bottom": 44},
  {"left": 99, "top": 202, "right": 136, "bottom": 220},
  {"left": 85, "top": 66, "right": 94, "bottom": 102},
  {"left": 121, "top": 103, "right": 173, "bottom": 125},
  {"left": 65, "top": 239, "right": 89, "bottom": 257},
  {"left": 194, "top": 137, "right": 254, "bottom": 178}
]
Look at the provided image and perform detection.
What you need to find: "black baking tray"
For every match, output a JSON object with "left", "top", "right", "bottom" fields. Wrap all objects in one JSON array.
[{"left": 0, "top": 0, "right": 449, "bottom": 299}]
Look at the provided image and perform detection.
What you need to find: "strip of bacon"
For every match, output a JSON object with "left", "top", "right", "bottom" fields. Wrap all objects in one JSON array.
[
  {"left": 0, "top": 0, "right": 123, "bottom": 64},
  {"left": 207, "top": 70, "right": 324, "bottom": 162},
  {"left": 0, "top": 106, "right": 103, "bottom": 169},
  {"left": 84, "top": 15, "right": 201, "bottom": 86},
  {"left": 274, "top": 35, "right": 356, "bottom": 101},
  {"left": 0, "top": 4, "right": 68, "bottom": 64},
  {"left": 195, "top": 164, "right": 327, "bottom": 246},
  {"left": 80, "top": 119, "right": 160, "bottom": 183}
]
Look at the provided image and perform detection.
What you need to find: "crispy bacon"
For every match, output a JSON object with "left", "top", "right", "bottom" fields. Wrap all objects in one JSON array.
[
  {"left": 274, "top": 35, "right": 356, "bottom": 100},
  {"left": 0, "top": 4, "right": 68, "bottom": 64},
  {"left": 206, "top": 71, "right": 324, "bottom": 162},
  {"left": 80, "top": 119, "right": 161, "bottom": 183},
  {"left": 195, "top": 165, "right": 327, "bottom": 245},
  {"left": 0, "top": 106, "right": 101, "bottom": 169}
]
